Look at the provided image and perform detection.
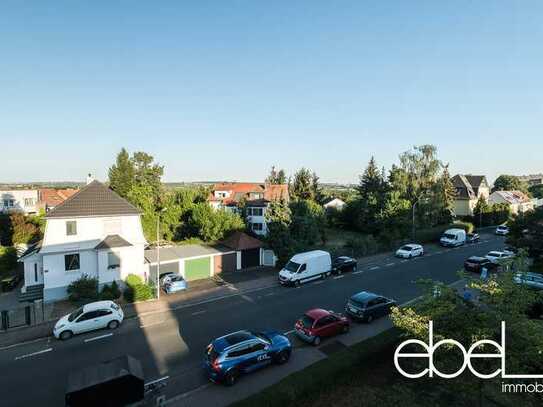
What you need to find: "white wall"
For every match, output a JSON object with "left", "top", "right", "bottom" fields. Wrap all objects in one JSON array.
[
  {"left": 23, "top": 255, "right": 43, "bottom": 287},
  {"left": 247, "top": 206, "right": 268, "bottom": 235},
  {"left": 0, "top": 190, "right": 39, "bottom": 214}
]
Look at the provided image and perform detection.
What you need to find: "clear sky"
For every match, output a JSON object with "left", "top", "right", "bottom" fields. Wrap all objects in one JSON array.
[{"left": 1, "top": 1, "right": 542, "bottom": 184}]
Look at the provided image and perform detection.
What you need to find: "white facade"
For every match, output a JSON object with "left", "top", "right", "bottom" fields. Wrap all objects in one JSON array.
[
  {"left": 246, "top": 206, "right": 267, "bottom": 236},
  {"left": 489, "top": 191, "right": 534, "bottom": 215},
  {"left": 22, "top": 214, "right": 147, "bottom": 302},
  {"left": 0, "top": 190, "right": 39, "bottom": 214},
  {"left": 323, "top": 198, "right": 346, "bottom": 210}
]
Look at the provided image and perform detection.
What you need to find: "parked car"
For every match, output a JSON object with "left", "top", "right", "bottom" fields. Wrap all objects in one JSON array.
[
  {"left": 496, "top": 225, "right": 509, "bottom": 236},
  {"left": 159, "top": 272, "right": 175, "bottom": 286},
  {"left": 466, "top": 233, "right": 480, "bottom": 243},
  {"left": 345, "top": 291, "right": 396, "bottom": 323},
  {"left": 395, "top": 244, "right": 424, "bottom": 259},
  {"left": 278, "top": 250, "right": 331, "bottom": 286},
  {"left": 163, "top": 274, "right": 187, "bottom": 294},
  {"left": 294, "top": 308, "right": 349, "bottom": 345},
  {"left": 204, "top": 330, "right": 292, "bottom": 386},
  {"left": 464, "top": 256, "right": 495, "bottom": 273},
  {"left": 514, "top": 272, "right": 543, "bottom": 290},
  {"left": 331, "top": 256, "right": 358, "bottom": 275},
  {"left": 485, "top": 250, "right": 514, "bottom": 264},
  {"left": 440, "top": 228, "right": 467, "bottom": 247},
  {"left": 53, "top": 301, "right": 124, "bottom": 340}
]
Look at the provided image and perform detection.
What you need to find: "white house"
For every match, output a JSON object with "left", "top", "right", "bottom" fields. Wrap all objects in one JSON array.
[
  {"left": 489, "top": 190, "right": 534, "bottom": 215},
  {"left": 0, "top": 189, "right": 39, "bottom": 214},
  {"left": 451, "top": 175, "right": 490, "bottom": 217},
  {"left": 18, "top": 180, "right": 147, "bottom": 302},
  {"left": 323, "top": 197, "right": 346, "bottom": 211}
]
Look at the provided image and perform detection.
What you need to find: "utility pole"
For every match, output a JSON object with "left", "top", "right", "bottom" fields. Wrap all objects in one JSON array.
[{"left": 156, "top": 208, "right": 167, "bottom": 300}]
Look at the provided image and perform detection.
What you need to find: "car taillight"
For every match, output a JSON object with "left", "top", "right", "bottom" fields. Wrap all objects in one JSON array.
[{"left": 211, "top": 359, "right": 221, "bottom": 372}]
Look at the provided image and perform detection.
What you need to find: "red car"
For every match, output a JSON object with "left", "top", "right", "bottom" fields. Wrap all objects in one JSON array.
[{"left": 294, "top": 308, "right": 350, "bottom": 346}]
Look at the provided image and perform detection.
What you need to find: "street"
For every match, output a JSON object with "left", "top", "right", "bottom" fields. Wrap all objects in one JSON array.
[{"left": 0, "top": 233, "right": 505, "bottom": 406}]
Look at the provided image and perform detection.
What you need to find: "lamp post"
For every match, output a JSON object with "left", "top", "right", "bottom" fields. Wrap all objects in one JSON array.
[{"left": 156, "top": 207, "right": 167, "bottom": 300}]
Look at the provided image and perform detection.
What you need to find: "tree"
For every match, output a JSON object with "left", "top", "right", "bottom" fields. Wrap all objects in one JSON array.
[
  {"left": 266, "top": 166, "right": 287, "bottom": 185},
  {"left": 507, "top": 206, "right": 543, "bottom": 256},
  {"left": 528, "top": 184, "right": 543, "bottom": 199},
  {"left": 108, "top": 148, "right": 134, "bottom": 198},
  {"left": 10, "top": 213, "right": 40, "bottom": 245},
  {"left": 132, "top": 151, "right": 164, "bottom": 196},
  {"left": 311, "top": 171, "right": 323, "bottom": 203},
  {"left": 398, "top": 144, "right": 442, "bottom": 203},
  {"left": 290, "top": 168, "right": 314, "bottom": 201},
  {"left": 265, "top": 200, "right": 294, "bottom": 265},
  {"left": 473, "top": 196, "right": 490, "bottom": 227},
  {"left": 354, "top": 157, "right": 388, "bottom": 233},
  {"left": 430, "top": 165, "right": 456, "bottom": 225},
  {"left": 492, "top": 175, "right": 529, "bottom": 194},
  {"left": 186, "top": 204, "right": 245, "bottom": 242}
]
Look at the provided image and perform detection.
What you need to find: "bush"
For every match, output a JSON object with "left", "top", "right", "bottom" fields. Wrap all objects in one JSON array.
[
  {"left": 67, "top": 275, "right": 98, "bottom": 303},
  {"left": 100, "top": 281, "right": 121, "bottom": 300},
  {"left": 0, "top": 246, "right": 18, "bottom": 277},
  {"left": 344, "top": 235, "right": 380, "bottom": 257},
  {"left": 451, "top": 221, "right": 475, "bottom": 234},
  {"left": 123, "top": 274, "right": 155, "bottom": 302}
]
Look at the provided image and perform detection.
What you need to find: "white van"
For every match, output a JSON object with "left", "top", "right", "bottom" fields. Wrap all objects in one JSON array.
[
  {"left": 278, "top": 250, "right": 332, "bottom": 286},
  {"left": 440, "top": 228, "right": 467, "bottom": 247}
]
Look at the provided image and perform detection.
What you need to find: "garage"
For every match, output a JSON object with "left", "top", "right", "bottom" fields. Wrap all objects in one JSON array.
[
  {"left": 149, "top": 261, "right": 179, "bottom": 282},
  {"left": 214, "top": 253, "right": 236, "bottom": 274},
  {"left": 184, "top": 257, "right": 212, "bottom": 281},
  {"left": 241, "top": 248, "right": 260, "bottom": 268}
]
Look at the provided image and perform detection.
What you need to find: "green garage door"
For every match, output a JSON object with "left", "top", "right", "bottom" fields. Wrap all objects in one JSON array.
[{"left": 184, "top": 257, "right": 211, "bottom": 281}]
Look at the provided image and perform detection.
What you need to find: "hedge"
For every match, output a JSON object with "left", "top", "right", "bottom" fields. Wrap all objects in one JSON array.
[
  {"left": 100, "top": 281, "right": 121, "bottom": 300},
  {"left": 123, "top": 274, "right": 155, "bottom": 302},
  {"left": 67, "top": 275, "right": 99, "bottom": 303}
]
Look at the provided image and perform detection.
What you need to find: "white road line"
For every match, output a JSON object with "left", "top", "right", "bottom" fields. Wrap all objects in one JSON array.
[
  {"left": 241, "top": 294, "right": 255, "bottom": 303},
  {"left": 15, "top": 348, "right": 53, "bottom": 360},
  {"left": 353, "top": 270, "right": 364, "bottom": 275},
  {"left": 333, "top": 275, "right": 344, "bottom": 280},
  {"left": 369, "top": 266, "right": 380, "bottom": 270},
  {"left": 283, "top": 329, "right": 296, "bottom": 335},
  {"left": 385, "top": 262, "right": 395, "bottom": 267},
  {"left": 84, "top": 333, "right": 113, "bottom": 343},
  {"left": 312, "top": 280, "right": 324, "bottom": 285},
  {"left": 264, "top": 292, "right": 275, "bottom": 296},
  {"left": 191, "top": 310, "right": 206, "bottom": 316},
  {"left": 140, "top": 320, "right": 165, "bottom": 328}
]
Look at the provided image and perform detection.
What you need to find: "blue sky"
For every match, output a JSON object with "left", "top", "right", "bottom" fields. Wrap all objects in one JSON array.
[{"left": 1, "top": 1, "right": 542, "bottom": 184}]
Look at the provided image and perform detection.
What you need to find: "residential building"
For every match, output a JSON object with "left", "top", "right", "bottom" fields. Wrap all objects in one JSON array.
[
  {"left": 451, "top": 175, "right": 490, "bottom": 216},
  {"left": 18, "top": 180, "right": 147, "bottom": 302},
  {"left": 0, "top": 189, "right": 39, "bottom": 214},
  {"left": 38, "top": 188, "right": 79, "bottom": 212},
  {"left": 519, "top": 174, "right": 543, "bottom": 187},
  {"left": 489, "top": 190, "right": 534, "bottom": 215},
  {"left": 208, "top": 182, "right": 289, "bottom": 236},
  {"left": 323, "top": 197, "right": 346, "bottom": 211}
]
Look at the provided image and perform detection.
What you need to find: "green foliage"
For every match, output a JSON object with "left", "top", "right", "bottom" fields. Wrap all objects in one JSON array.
[
  {"left": 100, "top": 281, "right": 121, "bottom": 300},
  {"left": 290, "top": 168, "right": 321, "bottom": 202},
  {"left": 528, "top": 184, "right": 543, "bottom": 199},
  {"left": 123, "top": 274, "right": 155, "bottom": 302},
  {"left": 108, "top": 148, "right": 135, "bottom": 198},
  {"left": 344, "top": 234, "right": 380, "bottom": 257},
  {"left": 265, "top": 166, "right": 287, "bottom": 184},
  {"left": 67, "top": 275, "right": 99, "bottom": 303},
  {"left": 0, "top": 246, "right": 18, "bottom": 277},
  {"left": 9, "top": 213, "right": 41, "bottom": 245},
  {"left": 186, "top": 204, "right": 245, "bottom": 242},
  {"left": 507, "top": 206, "right": 543, "bottom": 256},
  {"left": 492, "top": 174, "right": 529, "bottom": 194}
]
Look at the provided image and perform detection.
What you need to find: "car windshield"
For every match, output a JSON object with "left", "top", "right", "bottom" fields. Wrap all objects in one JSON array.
[
  {"left": 400, "top": 246, "right": 413, "bottom": 251},
  {"left": 171, "top": 275, "right": 184, "bottom": 282},
  {"left": 68, "top": 307, "right": 84, "bottom": 322},
  {"left": 300, "top": 315, "right": 315, "bottom": 328},
  {"left": 443, "top": 233, "right": 456, "bottom": 240},
  {"left": 284, "top": 261, "right": 301, "bottom": 273},
  {"left": 487, "top": 252, "right": 500, "bottom": 257}
]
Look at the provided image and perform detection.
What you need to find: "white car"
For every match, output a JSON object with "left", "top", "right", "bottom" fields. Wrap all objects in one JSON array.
[
  {"left": 395, "top": 244, "right": 424, "bottom": 259},
  {"left": 495, "top": 225, "right": 509, "bottom": 236},
  {"left": 485, "top": 251, "right": 514, "bottom": 264},
  {"left": 53, "top": 300, "right": 124, "bottom": 340}
]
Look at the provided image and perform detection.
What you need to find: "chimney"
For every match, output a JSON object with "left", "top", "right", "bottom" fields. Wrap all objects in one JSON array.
[{"left": 86, "top": 173, "right": 94, "bottom": 185}]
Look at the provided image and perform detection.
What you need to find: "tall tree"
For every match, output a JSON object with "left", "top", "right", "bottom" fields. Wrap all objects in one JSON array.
[
  {"left": 355, "top": 157, "right": 388, "bottom": 233},
  {"left": 492, "top": 174, "right": 529, "bottom": 194},
  {"left": 132, "top": 151, "right": 164, "bottom": 195},
  {"left": 108, "top": 148, "right": 135, "bottom": 198},
  {"left": 266, "top": 166, "right": 287, "bottom": 184},
  {"left": 398, "top": 144, "right": 442, "bottom": 203},
  {"left": 290, "top": 168, "right": 314, "bottom": 201}
]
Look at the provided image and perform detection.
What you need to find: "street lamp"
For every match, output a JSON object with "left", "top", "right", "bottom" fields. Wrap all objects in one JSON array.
[{"left": 156, "top": 207, "right": 167, "bottom": 300}]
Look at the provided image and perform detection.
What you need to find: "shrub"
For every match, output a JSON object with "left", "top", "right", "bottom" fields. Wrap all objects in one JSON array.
[
  {"left": 0, "top": 246, "right": 18, "bottom": 277},
  {"left": 67, "top": 275, "right": 98, "bottom": 303},
  {"left": 451, "top": 221, "right": 475, "bottom": 234},
  {"left": 123, "top": 274, "right": 155, "bottom": 302},
  {"left": 100, "top": 281, "right": 121, "bottom": 300},
  {"left": 344, "top": 235, "right": 380, "bottom": 257}
]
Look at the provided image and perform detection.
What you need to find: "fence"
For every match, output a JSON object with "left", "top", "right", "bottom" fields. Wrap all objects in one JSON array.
[{"left": 1, "top": 300, "right": 43, "bottom": 331}]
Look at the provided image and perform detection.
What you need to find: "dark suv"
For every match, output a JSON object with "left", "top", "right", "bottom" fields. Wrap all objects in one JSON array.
[
  {"left": 345, "top": 291, "right": 396, "bottom": 323},
  {"left": 464, "top": 256, "right": 497, "bottom": 273},
  {"left": 332, "top": 256, "right": 357, "bottom": 275}
]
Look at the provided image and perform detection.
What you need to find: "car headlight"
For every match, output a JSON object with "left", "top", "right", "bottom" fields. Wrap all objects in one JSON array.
[{"left": 56, "top": 323, "right": 65, "bottom": 330}]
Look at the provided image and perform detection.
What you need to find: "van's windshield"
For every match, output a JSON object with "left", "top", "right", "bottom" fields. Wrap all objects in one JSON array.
[
  {"left": 284, "top": 261, "right": 301, "bottom": 273},
  {"left": 443, "top": 233, "right": 456, "bottom": 240}
]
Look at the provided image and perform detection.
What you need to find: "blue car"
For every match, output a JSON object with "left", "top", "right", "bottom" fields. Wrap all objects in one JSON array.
[
  {"left": 162, "top": 274, "right": 187, "bottom": 294},
  {"left": 204, "top": 330, "right": 292, "bottom": 385}
]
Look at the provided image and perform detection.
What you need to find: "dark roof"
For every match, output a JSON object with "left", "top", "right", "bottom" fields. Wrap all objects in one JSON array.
[
  {"left": 94, "top": 235, "right": 133, "bottom": 250},
  {"left": 46, "top": 181, "right": 140, "bottom": 219},
  {"left": 351, "top": 291, "right": 378, "bottom": 303},
  {"left": 465, "top": 175, "right": 486, "bottom": 189},
  {"left": 452, "top": 174, "right": 488, "bottom": 200},
  {"left": 221, "top": 231, "right": 264, "bottom": 251},
  {"left": 245, "top": 198, "right": 270, "bottom": 207},
  {"left": 144, "top": 243, "right": 234, "bottom": 264},
  {"left": 19, "top": 240, "right": 42, "bottom": 259}
]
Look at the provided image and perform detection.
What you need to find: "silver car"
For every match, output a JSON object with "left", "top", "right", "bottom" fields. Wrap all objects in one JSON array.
[{"left": 514, "top": 272, "right": 543, "bottom": 290}]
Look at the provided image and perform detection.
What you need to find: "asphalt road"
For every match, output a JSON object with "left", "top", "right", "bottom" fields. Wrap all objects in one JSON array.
[{"left": 0, "top": 233, "right": 506, "bottom": 406}]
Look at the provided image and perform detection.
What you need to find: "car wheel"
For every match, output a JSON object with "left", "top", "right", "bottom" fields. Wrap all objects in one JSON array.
[
  {"left": 366, "top": 315, "right": 373, "bottom": 324},
  {"left": 275, "top": 350, "right": 290, "bottom": 365},
  {"left": 352, "top": 265, "right": 357, "bottom": 272},
  {"left": 326, "top": 271, "right": 331, "bottom": 277},
  {"left": 108, "top": 320, "right": 120, "bottom": 330},
  {"left": 408, "top": 254, "right": 412, "bottom": 259},
  {"left": 294, "top": 279, "right": 301, "bottom": 287},
  {"left": 337, "top": 268, "right": 342, "bottom": 275},
  {"left": 224, "top": 370, "right": 238, "bottom": 386},
  {"left": 313, "top": 336, "right": 321, "bottom": 346},
  {"left": 60, "top": 330, "right": 73, "bottom": 341},
  {"left": 342, "top": 324, "right": 350, "bottom": 333}
]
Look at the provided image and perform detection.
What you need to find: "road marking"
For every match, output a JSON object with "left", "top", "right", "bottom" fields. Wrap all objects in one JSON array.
[
  {"left": 264, "top": 292, "right": 275, "bottom": 296},
  {"left": 241, "top": 294, "right": 255, "bottom": 303},
  {"left": 369, "top": 266, "right": 380, "bottom": 270},
  {"left": 353, "top": 270, "right": 364, "bottom": 275},
  {"left": 191, "top": 310, "right": 206, "bottom": 316},
  {"left": 385, "top": 262, "right": 395, "bottom": 267},
  {"left": 140, "top": 320, "right": 165, "bottom": 328},
  {"left": 312, "top": 280, "right": 324, "bottom": 285},
  {"left": 15, "top": 347, "right": 53, "bottom": 360},
  {"left": 333, "top": 275, "right": 344, "bottom": 280},
  {"left": 283, "top": 329, "right": 296, "bottom": 335},
  {"left": 84, "top": 333, "right": 113, "bottom": 343},
  {"left": 400, "top": 260, "right": 408, "bottom": 263}
]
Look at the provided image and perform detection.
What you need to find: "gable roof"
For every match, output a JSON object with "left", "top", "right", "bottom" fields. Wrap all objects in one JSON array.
[
  {"left": 452, "top": 174, "right": 488, "bottom": 200},
  {"left": 210, "top": 182, "right": 289, "bottom": 206},
  {"left": 490, "top": 190, "right": 531, "bottom": 205},
  {"left": 95, "top": 235, "right": 133, "bottom": 250},
  {"left": 39, "top": 188, "right": 79, "bottom": 208},
  {"left": 46, "top": 181, "right": 140, "bottom": 219},
  {"left": 221, "top": 231, "right": 264, "bottom": 250},
  {"left": 464, "top": 175, "right": 487, "bottom": 189}
]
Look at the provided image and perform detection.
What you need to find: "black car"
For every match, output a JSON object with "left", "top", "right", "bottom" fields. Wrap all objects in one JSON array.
[
  {"left": 464, "top": 256, "right": 497, "bottom": 273},
  {"left": 466, "top": 233, "right": 480, "bottom": 243},
  {"left": 332, "top": 256, "right": 357, "bottom": 275},
  {"left": 345, "top": 291, "right": 396, "bottom": 323}
]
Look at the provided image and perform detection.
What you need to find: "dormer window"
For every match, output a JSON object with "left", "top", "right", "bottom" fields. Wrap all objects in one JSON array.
[{"left": 66, "top": 221, "right": 77, "bottom": 236}]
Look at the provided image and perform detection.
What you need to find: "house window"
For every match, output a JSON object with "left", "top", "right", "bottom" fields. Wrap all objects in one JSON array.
[
  {"left": 107, "top": 252, "right": 121, "bottom": 270},
  {"left": 251, "top": 222, "right": 263, "bottom": 231},
  {"left": 251, "top": 208, "right": 263, "bottom": 217},
  {"left": 34, "top": 263, "right": 38, "bottom": 282},
  {"left": 4, "top": 199, "right": 14, "bottom": 207},
  {"left": 66, "top": 221, "right": 77, "bottom": 236},
  {"left": 24, "top": 198, "right": 34, "bottom": 207},
  {"left": 64, "top": 254, "right": 80, "bottom": 271}
]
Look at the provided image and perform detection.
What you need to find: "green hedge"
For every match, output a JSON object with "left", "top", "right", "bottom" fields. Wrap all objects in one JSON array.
[
  {"left": 0, "top": 246, "right": 17, "bottom": 277},
  {"left": 67, "top": 275, "right": 99, "bottom": 303},
  {"left": 100, "top": 281, "right": 121, "bottom": 300},
  {"left": 414, "top": 221, "right": 475, "bottom": 244},
  {"left": 123, "top": 274, "right": 155, "bottom": 302}
]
